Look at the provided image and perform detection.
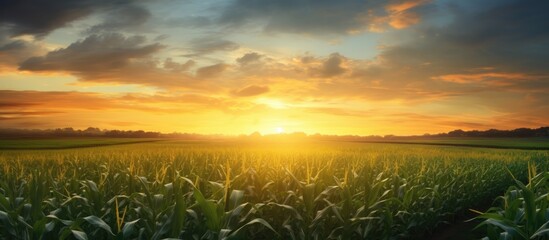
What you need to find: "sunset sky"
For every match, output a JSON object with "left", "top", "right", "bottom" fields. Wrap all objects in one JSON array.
[{"left": 1, "top": 0, "right": 548, "bottom": 135}]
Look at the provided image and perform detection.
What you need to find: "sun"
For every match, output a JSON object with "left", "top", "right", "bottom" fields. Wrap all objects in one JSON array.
[{"left": 275, "top": 127, "right": 285, "bottom": 134}]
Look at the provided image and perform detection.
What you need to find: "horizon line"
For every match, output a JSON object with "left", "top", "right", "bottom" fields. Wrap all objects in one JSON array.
[{"left": 1, "top": 126, "right": 548, "bottom": 138}]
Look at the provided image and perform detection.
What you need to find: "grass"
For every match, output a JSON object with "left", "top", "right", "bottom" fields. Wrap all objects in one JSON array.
[{"left": 0, "top": 140, "right": 547, "bottom": 239}]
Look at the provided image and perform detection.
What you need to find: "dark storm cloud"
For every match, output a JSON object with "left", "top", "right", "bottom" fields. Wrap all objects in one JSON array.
[
  {"left": 380, "top": 0, "right": 549, "bottom": 75},
  {"left": 218, "top": 0, "right": 430, "bottom": 35},
  {"left": 84, "top": 4, "right": 152, "bottom": 33},
  {"left": 444, "top": 0, "right": 549, "bottom": 48},
  {"left": 335, "top": 0, "right": 549, "bottom": 100},
  {"left": 450, "top": 0, "right": 549, "bottom": 72},
  {"left": 19, "top": 33, "right": 163, "bottom": 73},
  {"left": 0, "top": 0, "right": 146, "bottom": 37},
  {"left": 0, "top": 39, "right": 26, "bottom": 51},
  {"left": 219, "top": 0, "right": 378, "bottom": 34}
]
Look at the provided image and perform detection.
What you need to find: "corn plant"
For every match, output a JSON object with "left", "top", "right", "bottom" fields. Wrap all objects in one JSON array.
[
  {"left": 0, "top": 141, "right": 546, "bottom": 239},
  {"left": 474, "top": 163, "right": 549, "bottom": 240}
]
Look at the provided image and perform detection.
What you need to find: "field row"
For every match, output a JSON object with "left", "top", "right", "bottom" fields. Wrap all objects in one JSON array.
[{"left": 0, "top": 141, "right": 547, "bottom": 239}]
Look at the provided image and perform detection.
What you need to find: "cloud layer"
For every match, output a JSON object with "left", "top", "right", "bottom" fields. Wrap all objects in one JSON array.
[
  {"left": 1, "top": 0, "right": 145, "bottom": 37},
  {"left": 0, "top": 0, "right": 548, "bottom": 134}
]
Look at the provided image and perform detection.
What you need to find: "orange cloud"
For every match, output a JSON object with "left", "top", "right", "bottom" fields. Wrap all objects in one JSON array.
[
  {"left": 386, "top": 0, "right": 430, "bottom": 13},
  {"left": 433, "top": 72, "right": 540, "bottom": 86},
  {"left": 231, "top": 85, "right": 270, "bottom": 97},
  {"left": 388, "top": 11, "right": 421, "bottom": 29},
  {"left": 384, "top": 0, "right": 428, "bottom": 29}
]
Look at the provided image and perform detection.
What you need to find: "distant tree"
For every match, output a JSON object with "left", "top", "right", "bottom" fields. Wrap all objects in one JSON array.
[{"left": 448, "top": 129, "right": 465, "bottom": 137}]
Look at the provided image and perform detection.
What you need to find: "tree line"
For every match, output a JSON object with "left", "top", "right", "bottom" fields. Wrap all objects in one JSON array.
[
  {"left": 0, "top": 126, "right": 547, "bottom": 139},
  {"left": 0, "top": 127, "right": 161, "bottom": 138}
]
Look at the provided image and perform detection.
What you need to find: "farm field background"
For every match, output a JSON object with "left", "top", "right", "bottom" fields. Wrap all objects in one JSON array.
[
  {"left": 1, "top": 137, "right": 549, "bottom": 150},
  {"left": 0, "top": 139, "right": 548, "bottom": 239},
  {"left": 371, "top": 138, "right": 549, "bottom": 150},
  {"left": 0, "top": 138, "right": 161, "bottom": 150},
  {"left": 3, "top": 0, "right": 549, "bottom": 239}
]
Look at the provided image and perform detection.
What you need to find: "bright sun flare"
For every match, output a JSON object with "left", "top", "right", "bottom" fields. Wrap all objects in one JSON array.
[{"left": 275, "top": 127, "right": 285, "bottom": 134}]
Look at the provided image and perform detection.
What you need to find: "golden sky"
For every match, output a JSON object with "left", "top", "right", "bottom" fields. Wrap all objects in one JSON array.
[{"left": 0, "top": 0, "right": 548, "bottom": 135}]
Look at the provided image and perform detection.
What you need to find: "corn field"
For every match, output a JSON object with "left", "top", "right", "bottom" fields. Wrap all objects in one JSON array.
[
  {"left": 474, "top": 162, "right": 549, "bottom": 240},
  {"left": 0, "top": 141, "right": 547, "bottom": 240}
]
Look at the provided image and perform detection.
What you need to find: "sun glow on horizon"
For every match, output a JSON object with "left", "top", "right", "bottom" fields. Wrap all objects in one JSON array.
[{"left": 275, "top": 127, "right": 285, "bottom": 134}]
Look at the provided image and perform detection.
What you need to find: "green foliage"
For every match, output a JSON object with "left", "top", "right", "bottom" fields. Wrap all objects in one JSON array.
[
  {"left": 474, "top": 163, "right": 549, "bottom": 240},
  {"left": 0, "top": 141, "right": 547, "bottom": 239}
]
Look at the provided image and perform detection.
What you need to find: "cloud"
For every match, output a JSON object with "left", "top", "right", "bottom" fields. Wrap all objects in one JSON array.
[
  {"left": 0, "top": 0, "right": 143, "bottom": 37},
  {"left": 184, "top": 38, "right": 239, "bottom": 57},
  {"left": 0, "top": 89, "right": 278, "bottom": 131},
  {"left": 20, "top": 33, "right": 162, "bottom": 72},
  {"left": 387, "top": 11, "right": 421, "bottom": 29},
  {"left": 433, "top": 72, "right": 542, "bottom": 86},
  {"left": 163, "top": 58, "right": 195, "bottom": 72},
  {"left": 84, "top": 4, "right": 151, "bottom": 33},
  {"left": 318, "top": 53, "right": 347, "bottom": 77},
  {"left": 15, "top": 33, "right": 229, "bottom": 89},
  {"left": 0, "top": 90, "right": 120, "bottom": 115},
  {"left": 231, "top": 85, "right": 270, "bottom": 97},
  {"left": 236, "top": 52, "right": 263, "bottom": 65},
  {"left": 0, "top": 30, "right": 45, "bottom": 72},
  {"left": 446, "top": 1, "right": 549, "bottom": 49},
  {"left": 386, "top": 0, "right": 429, "bottom": 13},
  {"left": 0, "top": 102, "right": 38, "bottom": 108},
  {"left": 284, "top": 52, "right": 349, "bottom": 78},
  {"left": 325, "top": 0, "right": 549, "bottom": 102},
  {"left": 2, "top": 0, "right": 548, "bottom": 135},
  {"left": 0, "top": 110, "right": 62, "bottom": 122},
  {"left": 379, "top": 0, "right": 549, "bottom": 75},
  {"left": 15, "top": 33, "right": 209, "bottom": 88},
  {"left": 0, "top": 111, "right": 61, "bottom": 115},
  {"left": 163, "top": 16, "right": 213, "bottom": 29},
  {"left": 218, "top": 0, "right": 429, "bottom": 35},
  {"left": 196, "top": 63, "right": 228, "bottom": 79},
  {"left": 0, "top": 39, "right": 26, "bottom": 52},
  {"left": 0, "top": 90, "right": 272, "bottom": 119}
]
